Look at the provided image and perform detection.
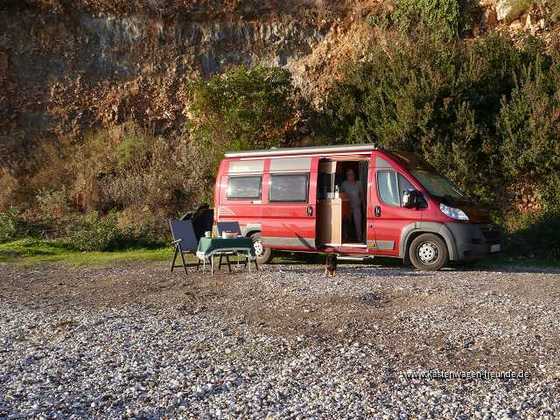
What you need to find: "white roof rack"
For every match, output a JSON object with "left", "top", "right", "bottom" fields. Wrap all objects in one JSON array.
[{"left": 224, "top": 144, "right": 377, "bottom": 158}]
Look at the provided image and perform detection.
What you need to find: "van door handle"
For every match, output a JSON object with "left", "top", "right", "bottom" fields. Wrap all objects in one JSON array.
[
  {"left": 374, "top": 206, "right": 381, "bottom": 217},
  {"left": 306, "top": 205, "right": 313, "bottom": 216}
]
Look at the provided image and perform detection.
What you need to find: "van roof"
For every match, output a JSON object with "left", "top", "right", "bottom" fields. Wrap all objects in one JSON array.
[{"left": 224, "top": 143, "right": 377, "bottom": 158}]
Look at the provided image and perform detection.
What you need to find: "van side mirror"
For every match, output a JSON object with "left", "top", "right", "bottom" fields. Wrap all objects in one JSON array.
[{"left": 402, "top": 190, "right": 422, "bottom": 208}]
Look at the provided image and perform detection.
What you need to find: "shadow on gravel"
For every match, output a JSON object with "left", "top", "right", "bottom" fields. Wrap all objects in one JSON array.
[
  {"left": 272, "top": 252, "right": 560, "bottom": 275},
  {"left": 454, "top": 261, "right": 560, "bottom": 275},
  {"left": 278, "top": 266, "right": 433, "bottom": 278}
]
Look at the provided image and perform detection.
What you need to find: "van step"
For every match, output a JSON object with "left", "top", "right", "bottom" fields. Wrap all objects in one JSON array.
[{"left": 336, "top": 255, "right": 373, "bottom": 262}]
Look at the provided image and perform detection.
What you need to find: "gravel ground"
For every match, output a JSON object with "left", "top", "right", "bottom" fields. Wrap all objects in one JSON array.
[{"left": 1, "top": 261, "right": 560, "bottom": 418}]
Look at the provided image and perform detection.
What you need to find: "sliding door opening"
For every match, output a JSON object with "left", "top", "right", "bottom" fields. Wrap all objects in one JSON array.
[{"left": 316, "top": 158, "right": 368, "bottom": 247}]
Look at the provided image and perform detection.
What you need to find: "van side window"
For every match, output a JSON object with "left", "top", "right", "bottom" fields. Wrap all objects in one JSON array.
[
  {"left": 227, "top": 176, "right": 262, "bottom": 200},
  {"left": 377, "top": 171, "right": 399, "bottom": 206},
  {"left": 377, "top": 171, "right": 414, "bottom": 207},
  {"left": 270, "top": 174, "right": 309, "bottom": 202}
]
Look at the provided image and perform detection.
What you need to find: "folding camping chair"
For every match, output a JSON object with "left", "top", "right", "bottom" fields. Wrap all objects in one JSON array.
[{"left": 169, "top": 219, "right": 200, "bottom": 274}]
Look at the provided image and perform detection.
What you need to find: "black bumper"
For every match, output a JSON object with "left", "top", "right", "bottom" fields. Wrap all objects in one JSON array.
[{"left": 446, "top": 223, "right": 502, "bottom": 261}]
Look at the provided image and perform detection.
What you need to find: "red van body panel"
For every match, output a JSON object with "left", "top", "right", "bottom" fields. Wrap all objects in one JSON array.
[
  {"left": 214, "top": 145, "right": 500, "bottom": 263},
  {"left": 216, "top": 161, "right": 263, "bottom": 226},
  {"left": 216, "top": 154, "right": 318, "bottom": 251},
  {"left": 370, "top": 151, "right": 430, "bottom": 257},
  {"left": 259, "top": 157, "right": 318, "bottom": 251}
]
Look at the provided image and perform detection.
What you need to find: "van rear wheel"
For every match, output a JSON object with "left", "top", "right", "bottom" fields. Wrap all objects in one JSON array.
[
  {"left": 409, "top": 233, "right": 448, "bottom": 271},
  {"left": 250, "top": 232, "right": 273, "bottom": 265}
]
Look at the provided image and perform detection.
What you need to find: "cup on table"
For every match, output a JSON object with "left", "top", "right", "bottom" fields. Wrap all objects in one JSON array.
[{"left": 204, "top": 231, "right": 211, "bottom": 238}]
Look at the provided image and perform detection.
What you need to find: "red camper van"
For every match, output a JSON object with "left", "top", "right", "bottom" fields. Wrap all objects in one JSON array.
[{"left": 214, "top": 144, "right": 501, "bottom": 270}]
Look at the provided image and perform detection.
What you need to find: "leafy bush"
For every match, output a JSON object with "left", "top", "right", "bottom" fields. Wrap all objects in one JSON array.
[
  {"left": 63, "top": 208, "right": 166, "bottom": 252},
  {"left": 18, "top": 122, "right": 194, "bottom": 242},
  {"left": 64, "top": 212, "right": 124, "bottom": 252},
  {"left": 33, "top": 187, "right": 73, "bottom": 235},
  {"left": 497, "top": 61, "right": 560, "bottom": 210},
  {"left": 392, "top": 0, "right": 480, "bottom": 39},
  {"left": 188, "top": 65, "right": 301, "bottom": 194},
  {"left": 0, "top": 208, "right": 20, "bottom": 243},
  {"left": 0, "top": 170, "right": 19, "bottom": 211},
  {"left": 115, "top": 206, "right": 167, "bottom": 248},
  {"left": 6, "top": 53, "right": 303, "bottom": 251},
  {"left": 115, "top": 129, "right": 152, "bottom": 170},
  {"left": 504, "top": 211, "right": 560, "bottom": 258}
]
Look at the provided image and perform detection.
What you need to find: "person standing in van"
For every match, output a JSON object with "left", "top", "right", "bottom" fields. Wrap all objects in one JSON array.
[{"left": 341, "top": 168, "right": 364, "bottom": 242}]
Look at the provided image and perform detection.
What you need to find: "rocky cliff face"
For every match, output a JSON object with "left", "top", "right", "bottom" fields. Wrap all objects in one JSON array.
[
  {"left": 0, "top": 0, "right": 556, "bottom": 151},
  {"left": 0, "top": 1, "right": 360, "bottom": 146}
]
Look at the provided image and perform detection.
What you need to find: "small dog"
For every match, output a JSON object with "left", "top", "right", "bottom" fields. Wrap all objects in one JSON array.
[{"left": 324, "top": 254, "right": 338, "bottom": 277}]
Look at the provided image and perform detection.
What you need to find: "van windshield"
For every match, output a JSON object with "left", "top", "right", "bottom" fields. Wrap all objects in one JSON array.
[{"left": 410, "top": 169, "right": 465, "bottom": 200}]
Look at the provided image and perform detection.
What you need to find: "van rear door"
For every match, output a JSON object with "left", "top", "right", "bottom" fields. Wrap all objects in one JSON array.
[{"left": 261, "top": 157, "right": 317, "bottom": 251}]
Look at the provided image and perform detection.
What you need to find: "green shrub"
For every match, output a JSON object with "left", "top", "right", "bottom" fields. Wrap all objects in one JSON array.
[
  {"left": 504, "top": 211, "right": 560, "bottom": 258},
  {"left": 115, "top": 207, "right": 167, "bottom": 248},
  {"left": 392, "top": 0, "right": 480, "bottom": 39},
  {"left": 115, "top": 129, "right": 152, "bottom": 170},
  {"left": 498, "top": 62, "right": 560, "bottom": 210},
  {"left": 63, "top": 210, "right": 167, "bottom": 252},
  {"left": 0, "top": 208, "right": 20, "bottom": 243},
  {"left": 64, "top": 212, "right": 124, "bottom": 252},
  {"left": 19, "top": 122, "right": 194, "bottom": 243},
  {"left": 34, "top": 187, "right": 73, "bottom": 234},
  {"left": 188, "top": 65, "right": 301, "bottom": 190}
]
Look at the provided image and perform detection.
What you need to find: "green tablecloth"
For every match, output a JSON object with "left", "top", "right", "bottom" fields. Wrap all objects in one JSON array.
[{"left": 196, "top": 237, "right": 255, "bottom": 259}]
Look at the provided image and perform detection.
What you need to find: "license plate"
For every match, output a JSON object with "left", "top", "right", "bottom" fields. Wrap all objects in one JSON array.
[{"left": 490, "top": 244, "right": 501, "bottom": 253}]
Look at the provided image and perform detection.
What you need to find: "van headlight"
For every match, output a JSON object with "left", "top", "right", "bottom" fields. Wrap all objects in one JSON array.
[{"left": 439, "top": 203, "right": 469, "bottom": 221}]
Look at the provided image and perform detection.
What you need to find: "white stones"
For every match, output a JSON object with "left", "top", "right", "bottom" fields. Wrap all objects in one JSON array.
[{"left": 1, "top": 263, "right": 560, "bottom": 417}]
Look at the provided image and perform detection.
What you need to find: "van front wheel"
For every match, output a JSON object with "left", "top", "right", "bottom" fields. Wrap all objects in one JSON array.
[
  {"left": 409, "top": 233, "right": 448, "bottom": 271},
  {"left": 250, "top": 232, "right": 273, "bottom": 265}
]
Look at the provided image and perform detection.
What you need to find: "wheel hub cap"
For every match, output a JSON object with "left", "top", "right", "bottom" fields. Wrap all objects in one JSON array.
[
  {"left": 253, "top": 240, "right": 264, "bottom": 256},
  {"left": 418, "top": 242, "right": 438, "bottom": 263}
]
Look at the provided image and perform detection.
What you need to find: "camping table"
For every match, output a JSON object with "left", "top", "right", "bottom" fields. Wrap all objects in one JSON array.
[{"left": 196, "top": 237, "right": 256, "bottom": 275}]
